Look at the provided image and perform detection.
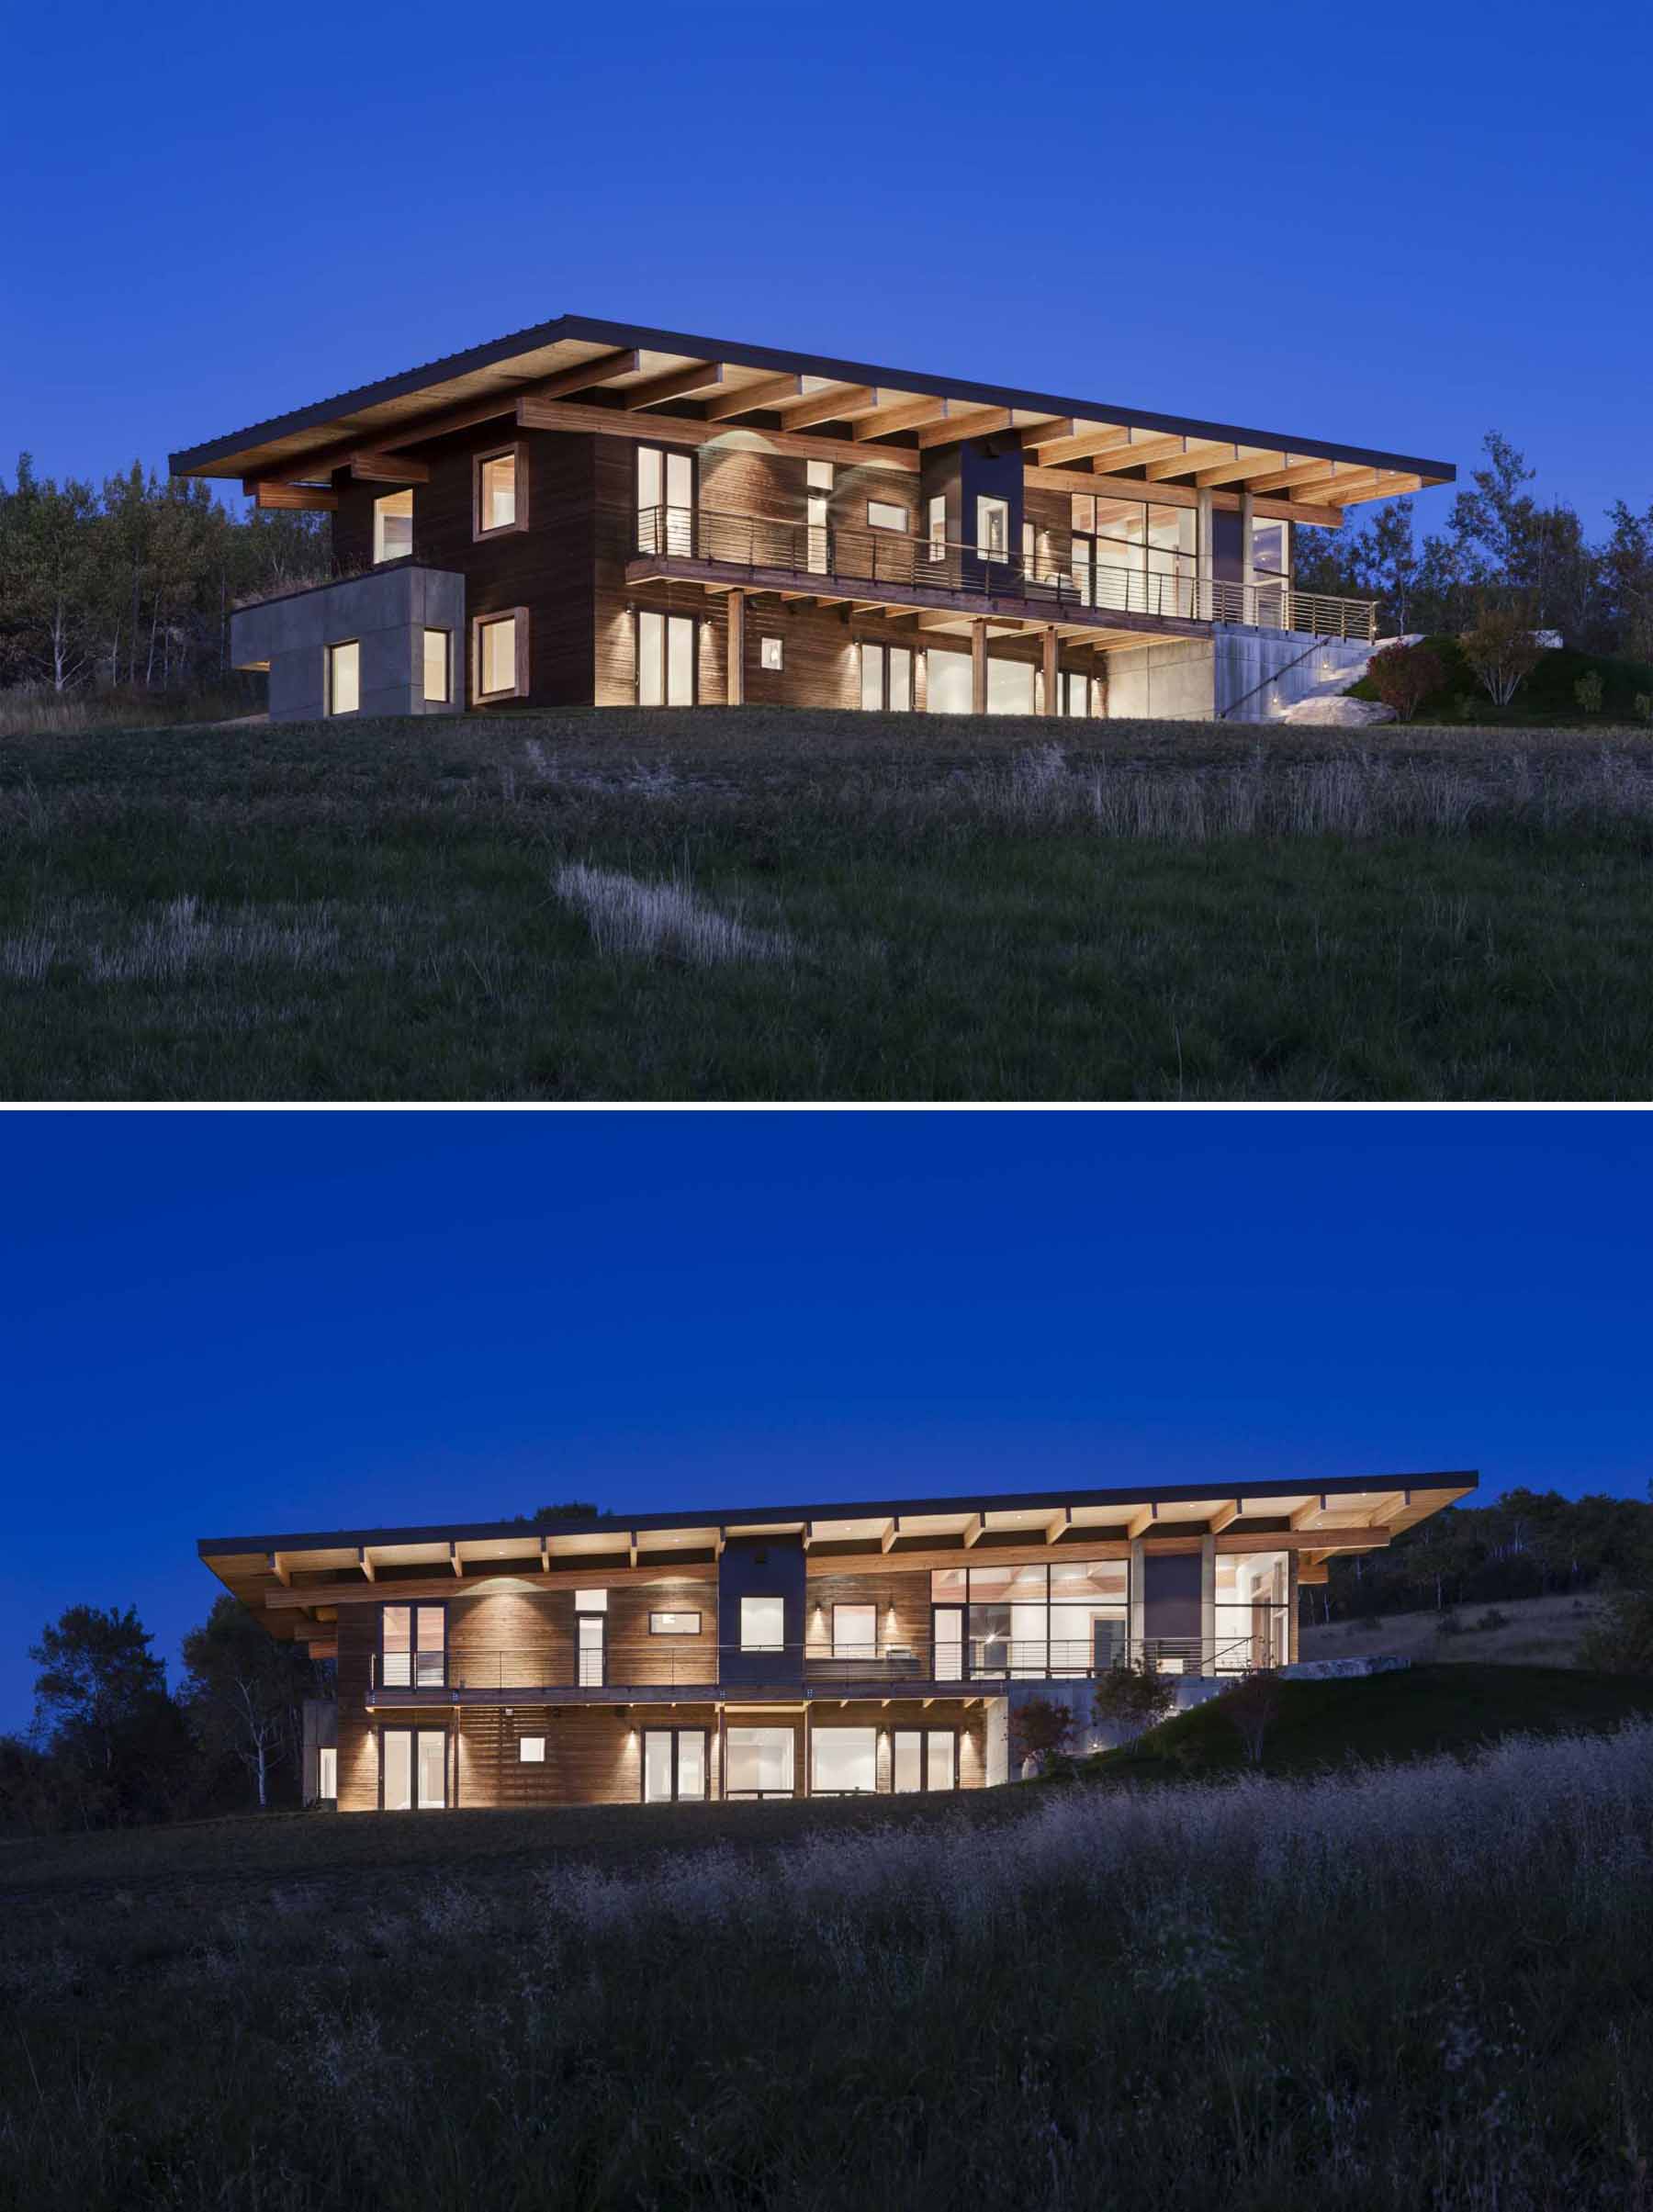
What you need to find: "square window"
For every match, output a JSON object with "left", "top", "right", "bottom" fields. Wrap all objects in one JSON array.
[
  {"left": 868, "top": 500, "right": 907, "bottom": 532},
  {"left": 759, "top": 635, "right": 783, "bottom": 672},
  {"left": 574, "top": 1589, "right": 608, "bottom": 1612},
  {"left": 805, "top": 459, "right": 834, "bottom": 491},
  {"left": 325, "top": 640, "right": 359, "bottom": 716},
  {"left": 372, "top": 489, "right": 412, "bottom": 565},
  {"left": 740, "top": 1595, "right": 784, "bottom": 1651},
  {"left": 422, "top": 628, "right": 450, "bottom": 704},
  {"left": 519, "top": 1736, "right": 545, "bottom": 1763}
]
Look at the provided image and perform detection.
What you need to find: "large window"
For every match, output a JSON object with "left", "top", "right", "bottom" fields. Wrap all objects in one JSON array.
[
  {"left": 372, "top": 489, "right": 413, "bottom": 564},
  {"left": 1071, "top": 493, "right": 1198, "bottom": 616},
  {"left": 643, "top": 1728, "right": 707, "bottom": 1803},
  {"left": 473, "top": 610, "right": 527, "bottom": 702},
  {"left": 740, "top": 1596, "right": 785, "bottom": 1652},
  {"left": 725, "top": 1725, "right": 794, "bottom": 1798},
  {"left": 381, "top": 1726, "right": 447, "bottom": 1810},
  {"left": 475, "top": 447, "right": 523, "bottom": 538},
  {"left": 324, "top": 639, "right": 359, "bottom": 716},
  {"left": 893, "top": 1729, "right": 955, "bottom": 1793},
  {"left": 637, "top": 609, "right": 696, "bottom": 706},
  {"left": 811, "top": 1726, "right": 877, "bottom": 1795},
  {"left": 379, "top": 1603, "right": 446, "bottom": 1690},
  {"left": 637, "top": 445, "right": 694, "bottom": 556},
  {"left": 926, "top": 649, "right": 972, "bottom": 715},
  {"left": 986, "top": 658, "right": 1035, "bottom": 715},
  {"left": 1215, "top": 1552, "right": 1288, "bottom": 1671},
  {"left": 1057, "top": 670, "right": 1090, "bottom": 718},
  {"left": 929, "top": 1561, "right": 1129, "bottom": 1679},
  {"left": 806, "top": 459, "right": 832, "bottom": 574},
  {"left": 831, "top": 1604, "right": 877, "bottom": 1659},
  {"left": 860, "top": 642, "right": 912, "bottom": 713}
]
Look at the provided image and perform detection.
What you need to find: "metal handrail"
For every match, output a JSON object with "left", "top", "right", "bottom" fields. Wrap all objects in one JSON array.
[
  {"left": 371, "top": 1631, "right": 1282, "bottom": 1695},
  {"left": 633, "top": 504, "right": 1379, "bottom": 641}
]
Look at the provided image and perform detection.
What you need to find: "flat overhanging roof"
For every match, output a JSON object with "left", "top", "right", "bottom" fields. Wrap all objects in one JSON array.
[{"left": 168, "top": 313, "right": 1454, "bottom": 511}]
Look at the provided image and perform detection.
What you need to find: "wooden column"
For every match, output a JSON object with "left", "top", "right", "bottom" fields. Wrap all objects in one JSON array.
[
  {"left": 726, "top": 589, "right": 747, "bottom": 705},
  {"left": 1041, "top": 625, "right": 1058, "bottom": 715},
  {"left": 971, "top": 620, "right": 987, "bottom": 715}
]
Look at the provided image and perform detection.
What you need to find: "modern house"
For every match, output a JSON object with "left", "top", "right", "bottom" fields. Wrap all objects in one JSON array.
[
  {"left": 169, "top": 315, "right": 1453, "bottom": 726},
  {"left": 197, "top": 1472, "right": 1474, "bottom": 1812}
]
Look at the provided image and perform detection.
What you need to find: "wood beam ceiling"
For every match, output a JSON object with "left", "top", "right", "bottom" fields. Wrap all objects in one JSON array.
[
  {"left": 916, "top": 405, "right": 1012, "bottom": 448},
  {"left": 1091, "top": 432, "right": 1197, "bottom": 476},
  {"left": 1141, "top": 439, "right": 1240, "bottom": 482},
  {"left": 780, "top": 384, "right": 883, "bottom": 431},
  {"left": 1021, "top": 423, "right": 1133, "bottom": 466},
  {"left": 1194, "top": 449, "right": 1287, "bottom": 488},
  {"left": 623, "top": 362, "right": 725, "bottom": 410},
  {"left": 534, "top": 347, "right": 641, "bottom": 401},
  {"left": 853, "top": 395, "right": 953, "bottom": 442},
  {"left": 516, "top": 395, "right": 920, "bottom": 473},
  {"left": 704, "top": 372, "right": 804, "bottom": 421}
]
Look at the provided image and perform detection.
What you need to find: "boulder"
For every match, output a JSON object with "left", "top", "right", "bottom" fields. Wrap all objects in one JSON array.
[{"left": 1277, "top": 694, "right": 1397, "bottom": 727}]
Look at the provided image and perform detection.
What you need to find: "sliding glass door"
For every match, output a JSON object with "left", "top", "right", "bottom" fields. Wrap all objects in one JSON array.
[
  {"left": 637, "top": 611, "right": 697, "bottom": 706},
  {"left": 643, "top": 1728, "right": 708, "bottom": 1802},
  {"left": 380, "top": 1726, "right": 448, "bottom": 1810}
]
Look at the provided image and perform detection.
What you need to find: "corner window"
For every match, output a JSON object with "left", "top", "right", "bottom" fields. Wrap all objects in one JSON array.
[
  {"left": 519, "top": 1736, "right": 545, "bottom": 1763},
  {"left": 976, "top": 496, "right": 1010, "bottom": 563},
  {"left": 422, "top": 627, "right": 451, "bottom": 704},
  {"left": 325, "top": 639, "right": 359, "bottom": 716},
  {"left": 739, "top": 1595, "right": 785, "bottom": 1652},
  {"left": 372, "top": 489, "right": 413, "bottom": 564},
  {"left": 649, "top": 1611, "right": 702, "bottom": 1635},
  {"left": 474, "top": 447, "right": 524, "bottom": 538},
  {"left": 868, "top": 500, "right": 907, "bottom": 533},
  {"left": 473, "top": 610, "right": 527, "bottom": 702},
  {"left": 759, "top": 635, "right": 783, "bottom": 672}
]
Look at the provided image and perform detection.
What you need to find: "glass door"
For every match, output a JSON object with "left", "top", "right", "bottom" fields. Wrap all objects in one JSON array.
[
  {"left": 931, "top": 1605, "right": 964, "bottom": 1681},
  {"left": 381, "top": 1726, "right": 447, "bottom": 1810},
  {"left": 578, "top": 1609, "right": 606, "bottom": 1688},
  {"left": 806, "top": 460, "right": 832, "bottom": 573},
  {"left": 644, "top": 1728, "right": 708, "bottom": 1802},
  {"left": 637, "top": 611, "right": 697, "bottom": 706}
]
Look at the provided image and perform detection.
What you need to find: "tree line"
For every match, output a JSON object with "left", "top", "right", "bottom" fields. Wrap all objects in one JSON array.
[
  {"left": 3, "top": 431, "right": 1652, "bottom": 711},
  {"left": 0, "top": 1596, "right": 328, "bottom": 1835}
]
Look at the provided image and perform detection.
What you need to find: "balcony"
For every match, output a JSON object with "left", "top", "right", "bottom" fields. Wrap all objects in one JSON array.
[
  {"left": 629, "top": 506, "right": 1378, "bottom": 643},
  {"left": 368, "top": 1633, "right": 1279, "bottom": 1705}
]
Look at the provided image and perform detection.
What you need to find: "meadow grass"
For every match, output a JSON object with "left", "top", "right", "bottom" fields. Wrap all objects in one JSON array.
[
  {"left": 5, "top": 1719, "right": 1653, "bottom": 2209},
  {"left": 3, "top": 707, "right": 1653, "bottom": 1099}
]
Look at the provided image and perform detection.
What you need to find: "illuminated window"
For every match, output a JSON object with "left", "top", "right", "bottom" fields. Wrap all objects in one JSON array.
[
  {"left": 740, "top": 1596, "right": 784, "bottom": 1651},
  {"left": 316, "top": 1746, "right": 337, "bottom": 1800},
  {"left": 928, "top": 494, "right": 947, "bottom": 562},
  {"left": 473, "top": 611, "right": 526, "bottom": 702},
  {"left": 637, "top": 609, "right": 695, "bottom": 705},
  {"left": 894, "top": 1729, "right": 956, "bottom": 1792},
  {"left": 644, "top": 1728, "right": 706, "bottom": 1802},
  {"left": 372, "top": 489, "right": 412, "bottom": 564},
  {"left": 637, "top": 445, "right": 693, "bottom": 555},
  {"left": 759, "top": 635, "right": 783, "bottom": 672},
  {"left": 832, "top": 1603, "right": 877, "bottom": 1658},
  {"left": 574, "top": 1589, "right": 608, "bottom": 1611},
  {"left": 1058, "top": 670, "right": 1090, "bottom": 718},
  {"left": 976, "top": 496, "right": 1009, "bottom": 562},
  {"left": 649, "top": 1611, "right": 702, "bottom": 1634},
  {"left": 519, "top": 1736, "right": 545, "bottom": 1763},
  {"left": 868, "top": 500, "right": 907, "bottom": 532},
  {"left": 811, "top": 1727, "right": 877, "bottom": 1794},
  {"left": 860, "top": 643, "right": 912, "bottom": 713},
  {"left": 725, "top": 1726, "right": 794, "bottom": 1798},
  {"left": 422, "top": 628, "right": 450, "bottom": 704},
  {"left": 475, "top": 447, "right": 523, "bottom": 537},
  {"left": 379, "top": 1602, "right": 446, "bottom": 1689},
  {"left": 325, "top": 640, "right": 359, "bottom": 716}
]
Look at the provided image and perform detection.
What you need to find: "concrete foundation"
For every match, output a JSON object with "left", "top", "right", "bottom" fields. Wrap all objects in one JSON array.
[
  {"left": 1105, "top": 637, "right": 1216, "bottom": 720},
  {"left": 1211, "top": 623, "right": 1376, "bottom": 724},
  {"left": 231, "top": 565, "right": 465, "bottom": 723}
]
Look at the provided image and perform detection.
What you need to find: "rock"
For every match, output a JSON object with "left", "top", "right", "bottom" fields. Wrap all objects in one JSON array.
[{"left": 1277, "top": 694, "right": 1397, "bottom": 727}]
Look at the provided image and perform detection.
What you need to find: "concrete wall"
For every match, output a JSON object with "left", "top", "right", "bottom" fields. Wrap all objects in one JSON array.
[
  {"left": 231, "top": 565, "right": 466, "bottom": 723},
  {"left": 1212, "top": 623, "right": 1373, "bottom": 724},
  {"left": 1105, "top": 638, "right": 1215, "bottom": 720}
]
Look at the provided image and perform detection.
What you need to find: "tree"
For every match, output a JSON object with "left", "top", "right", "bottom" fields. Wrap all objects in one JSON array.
[
  {"left": 1462, "top": 604, "right": 1544, "bottom": 707},
  {"left": 28, "top": 1603, "right": 191, "bottom": 1827},
  {"left": 0, "top": 455, "right": 100, "bottom": 690},
  {"left": 1579, "top": 1593, "right": 1653, "bottom": 1677},
  {"left": 1220, "top": 1670, "right": 1280, "bottom": 1766},
  {"left": 1009, "top": 1694, "right": 1077, "bottom": 1775},
  {"left": 182, "top": 1594, "right": 317, "bottom": 1811},
  {"left": 1366, "top": 641, "right": 1443, "bottom": 721},
  {"left": 1092, "top": 1658, "right": 1177, "bottom": 1742},
  {"left": 1359, "top": 499, "right": 1421, "bottom": 634}
]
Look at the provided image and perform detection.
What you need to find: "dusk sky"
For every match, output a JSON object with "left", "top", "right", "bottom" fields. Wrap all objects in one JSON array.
[
  {"left": 4, "top": 1111, "right": 1649, "bottom": 1729},
  {"left": 5, "top": 1, "right": 1650, "bottom": 530}
]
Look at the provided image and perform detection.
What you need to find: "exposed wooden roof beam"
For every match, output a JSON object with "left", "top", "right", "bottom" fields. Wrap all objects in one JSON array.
[
  {"left": 357, "top": 1545, "right": 376, "bottom": 1582},
  {"left": 1142, "top": 440, "right": 1240, "bottom": 483},
  {"left": 1208, "top": 1501, "right": 1242, "bottom": 1533},
  {"left": 781, "top": 384, "right": 883, "bottom": 431},
  {"left": 1045, "top": 1508, "right": 1073, "bottom": 1544},
  {"left": 1289, "top": 1496, "right": 1328, "bottom": 1529},
  {"left": 624, "top": 362, "right": 726, "bottom": 410},
  {"left": 449, "top": 1542, "right": 462, "bottom": 1577},
  {"left": 249, "top": 482, "right": 337, "bottom": 511},
  {"left": 917, "top": 405, "right": 1013, "bottom": 449},
  {"left": 266, "top": 1551, "right": 290, "bottom": 1588},
  {"left": 1321, "top": 470, "right": 1423, "bottom": 507},
  {"left": 704, "top": 372, "right": 804, "bottom": 421},
  {"left": 1194, "top": 449, "right": 1288, "bottom": 488},
  {"left": 1126, "top": 1502, "right": 1158, "bottom": 1540},
  {"left": 1015, "top": 418, "right": 1079, "bottom": 449},
  {"left": 347, "top": 454, "right": 430, "bottom": 485},
  {"left": 961, "top": 1513, "right": 984, "bottom": 1547},
  {"left": 1244, "top": 457, "right": 1344, "bottom": 495},
  {"left": 1093, "top": 432, "right": 1195, "bottom": 475},
  {"left": 516, "top": 395, "right": 919, "bottom": 473},
  {"left": 853, "top": 395, "right": 953, "bottom": 441},
  {"left": 534, "top": 347, "right": 642, "bottom": 400},
  {"left": 881, "top": 1518, "right": 900, "bottom": 1553},
  {"left": 1028, "top": 424, "right": 1135, "bottom": 466}
]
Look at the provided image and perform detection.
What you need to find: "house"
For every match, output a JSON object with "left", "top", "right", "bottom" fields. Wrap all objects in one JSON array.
[
  {"left": 197, "top": 1472, "right": 1474, "bottom": 1812},
  {"left": 169, "top": 315, "right": 1453, "bottom": 726}
]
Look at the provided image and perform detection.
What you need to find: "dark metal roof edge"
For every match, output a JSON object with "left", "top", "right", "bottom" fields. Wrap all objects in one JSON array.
[
  {"left": 198, "top": 1468, "right": 1479, "bottom": 1557},
  {"left": 169, "top": 311, "right": 1457, "bottom": 484}
]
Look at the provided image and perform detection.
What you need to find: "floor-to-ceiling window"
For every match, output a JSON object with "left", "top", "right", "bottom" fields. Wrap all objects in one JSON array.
[
  {"left": 929, "top": 1561, "right": 1129, "bottom": 1678},
  {"left": 380, "top": 1726, "right": 448, "bottom": 1810},
  {"left": 725, "top": 1726, "right": 795, "bottom": 1799},
  {"left": 636, "top": 610, "right": 696, "bottom": 705},
  {"left": 1214, "top": 1553, "right": 1289, "bottom": 1671},
  {"left": 860, "top": 643, "right": 913, "bottom": 713},
  {"left": 1071, "top": 495, "right": 1198, "bottom": 618},
  {"left": 811, "top": 1726, "right": 878, "bottom": 1795},
  {"left": 892, "top": 1729, "right": 956, "bottom": 1792},
  {"left": 379, "top": 1602, "right": 446, "bottom": 1690},
  {"left": 637, "top": 445, "right": 694, "bottom": 556},
  {"left": 643, "top": 1728, "right": 707, "bottom": 1802}
]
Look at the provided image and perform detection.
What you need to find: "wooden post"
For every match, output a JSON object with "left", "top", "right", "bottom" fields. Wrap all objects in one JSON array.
[
  {"left": 971, "top": 620, "right": 987, "bottom": 715},
  {"left": 1042, "top": 625, "right": 1058, "bottom": 715},
  {"left": 726, "top": 589, "right": 746, "bottom": 705}
]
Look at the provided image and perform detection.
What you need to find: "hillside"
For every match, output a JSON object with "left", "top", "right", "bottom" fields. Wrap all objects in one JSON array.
[
  {"left": 1301, "top": 1589, "right": 1608, "bottom": 1669},
  {"left": 5, "top": 708, "right": 1653, "bottom": 1101}
]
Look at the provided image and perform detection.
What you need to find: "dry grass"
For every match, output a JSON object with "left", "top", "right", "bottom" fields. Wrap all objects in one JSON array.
[
  {"left": 1303, "top": 1591, "right": 1611, "bottom": 1670},
  {"left": 553, "top": 859, "right": 792, "bottom": 964}
]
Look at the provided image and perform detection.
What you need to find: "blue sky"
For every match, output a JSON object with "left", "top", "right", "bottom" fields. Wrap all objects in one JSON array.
[
  {"left": 3, "top": 1, "right": 1650, "bottom": 531},
  {"left": 3, "top": 1111, "right": 1648, "bottom": 1728}
]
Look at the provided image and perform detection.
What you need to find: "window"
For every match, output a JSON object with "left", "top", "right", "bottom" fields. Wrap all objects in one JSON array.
[
  {"left": 643, "top": 1728, "right": 707, "bottom": 1803},
  {"left": 1215, "top": 1552, "right": 1289, "bottom": 1672},
  {"left": 928, "top": 1560, "right": 1129, "bottom": 1679},
  {"left": 832, "top": 1603, "right": 877, "bottom": 1659},
  {"left": 317, "top": 1746, "right": 337, "bottom": 1801},
  {"left": 649, "top": 1611, "right": 702, "bottom": 1635},
  {"left": 473, "top": 610, "right": 527, "bottom": 702},
  {"left": 740, "top": 1595, "right": 785, "bottom": 1652},
  {"left": 725, "top": 1725, "right": 794, "bottom": 1798},
  {"left": 1058, "top": 669, "right": 1090, "bottom": 718},
  {"left": 475, "top": 447, "right": 523, "bottom": 537},
  {"left": 380, "top": 1726, "right": 447, "bottom": 1810},
  {"left": 574, "top": 1589, "right": 608, "bottom": 1611},
  {"left": 926, "top": 648, "right": 972, "bottom": 715},
  {"left": 860, "top": 642, "right": 912, "bottom": 713},
  {"left": 637, "top": 445, "right": 694, "bottom": 556},
  {"left": 759, "top": 634, "right": 783, "bottom": 672},
  {"left": 325, "top": 639, "right": 359, "bottom": 716},
  {"left": 1072, "top": 495, "right": 1198, "bottom": 615},
  {"left": 893, "top": 1729, "right": 956, "bottom": 1792},
  {"left": 805, "top": 459, "right": 832, "bottom": 574},
  {"left": 986, "top": 658, "right": 1036, "bottom": 715},
  {"left": 1252, "top": 521, "right": 1289, "bottom": 578},
  {"left": 372, "top": 489, "right": 412, "bottom": 564},
  {"left": 805, "top": 459, "right": 835, "bottom": 491},
  {"left": 868, "top": 500, "right": 907, "bottom": 533},
  {"left": 1022, "top": 520, "right": 1036, "bottom": 571},
  {"left": 811, "top": 1727, "right": 877, "bottom": 1795},
  {"left": 928, "top": 494, "right": 947, "bottom": 563},
  {"left": 636, "top": 609, "right": 696, "bottom": 705},
  {"left": 577, "top": 1592, "right": 606, "bottom": 1689},
  {"left": 422, "top": 627, "right": 450, "bottom": 704},
  {"left": 976, "top": 495, "right": 1010, "bottom": 563},
  {"left": 519, "top": 1736, "right": 545, "bottom": 1763},
  {"left": 379, "top": 1602, "right": 445, "bottom": 1690}
]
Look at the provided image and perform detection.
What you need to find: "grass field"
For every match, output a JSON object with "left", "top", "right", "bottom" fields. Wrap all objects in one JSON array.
[
  {"left": 4, "top": 707, "right": 1653, "bottom": 1101},
  {"left": 6, "top": 1674, "right": 1653, "bottom": 2211},
  {"left": 1302, "top": 1591, "right": 1610, "bottom": 1671}
]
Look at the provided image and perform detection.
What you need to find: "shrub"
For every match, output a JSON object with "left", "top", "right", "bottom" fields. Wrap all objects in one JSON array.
[
  {"left": 1475, "top": 1607, "right": 1512, "bottom": 1633},
  {"left": 1580, "top": 1592, "right": 1653, "bottom": 1675},
  {"left": 1574, "top": 670, "right": 1605, "bottom": 714},
  {"left": 1220, "top": 1669, "right": 1281, "bottom": 1766},
  {"left": 1461, "top": 608, "right": 1544, "bottom": 708},
  {"left": 1366, "top": 642, "right": 1444, "bottom": 722},
  {"left": 1635, "top": 692, "right": 1653, "bottom": 724},
  {"left": 1009, "top": 1694, "right": 1077, "bottom": 1774},
  {"left": 1093, "top": 1659, "right": 1178, "bottom": 1740},
  {"left": 1436, "top": 1611, "right": 1465, "bottom": 1638}
]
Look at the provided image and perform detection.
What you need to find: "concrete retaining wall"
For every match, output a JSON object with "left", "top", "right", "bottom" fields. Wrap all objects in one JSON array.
[
  {"left": 231, "top": 565, "right": 466, "bottom": 723},
  {"left": 1212, "top": 624, "right": 1376, "bottom": 723}
]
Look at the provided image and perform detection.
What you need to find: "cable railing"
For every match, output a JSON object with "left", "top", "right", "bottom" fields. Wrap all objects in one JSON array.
[
  {"left": 632, "top": 505, "right": 1378, "bottom": 640},
  {"left": 370, "top": 1633, "right": 1285, "bottom": 1697}
]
